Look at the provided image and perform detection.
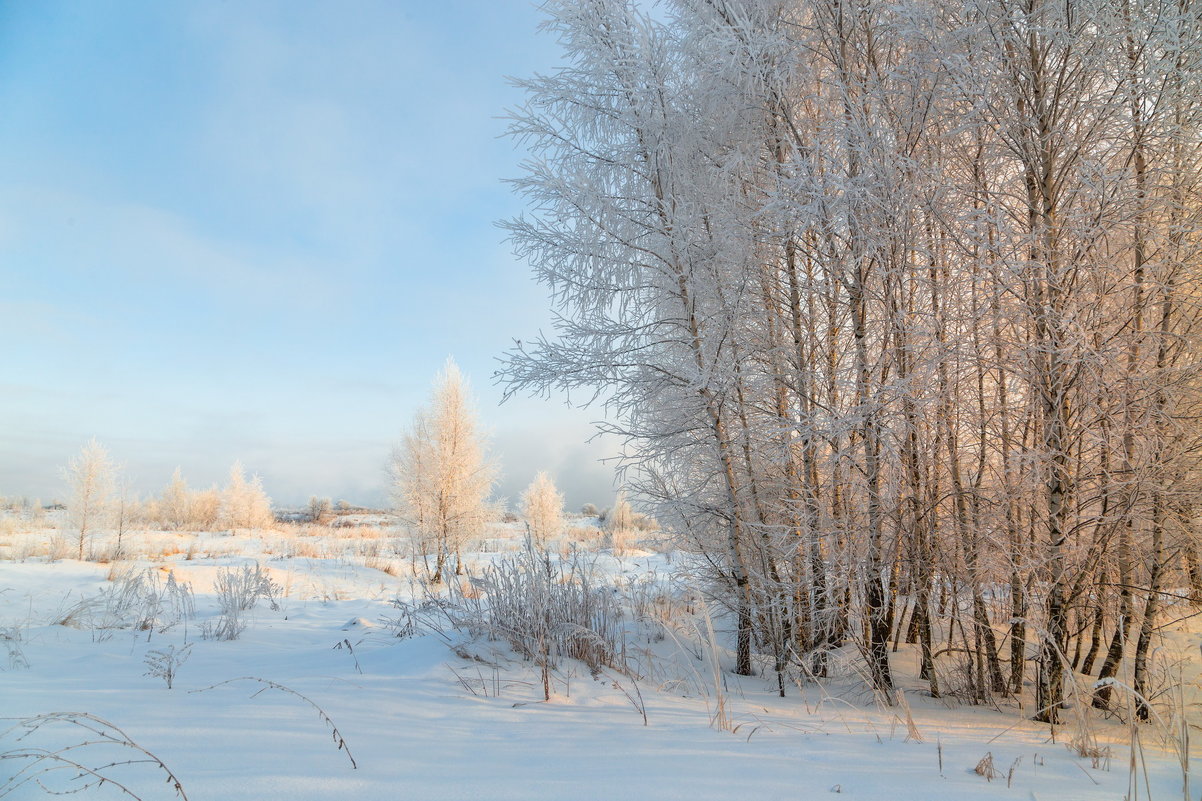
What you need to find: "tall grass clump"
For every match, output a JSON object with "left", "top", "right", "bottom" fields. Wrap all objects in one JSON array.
[
  {"left": 483, "top": 545, "right": 624, "bottom": 679},
  {"left": 400, "top": 542, "right": 629, "bottom": 699},
  {"left": 54, "top": 567, "right": 195, "bottom": 638},
  {"left": 203, "top": 563, "right": 280, "bottom": 641}
]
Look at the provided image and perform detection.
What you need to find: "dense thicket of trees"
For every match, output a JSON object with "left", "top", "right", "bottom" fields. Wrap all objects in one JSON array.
[
  {"left": 56, "top": 445, "right": 277, "bottom": 545},
  {"left": 502, "top": 0, "right": 1202, "bottom": 720},
  {"left": 142, "top": 464, "right": 270, "bottom": 532}
]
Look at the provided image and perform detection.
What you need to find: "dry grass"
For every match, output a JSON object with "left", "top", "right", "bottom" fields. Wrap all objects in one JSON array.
[
  {"left": 607, "top": 527, "right": 633, "bottom": 556},
  {"left": 974, "top": 752, "right": 1001, "bottom": 781},
  {"left": 895, "top": 691, "right": 923, "bottom": 743},
  {"left": 0, "top": 515, "right": 20, "bottom": 539},
  {"left": 1068, "top": 693, "right": 1113, "bottom": 770},
  {"left": 188, "top": 677, "right": 356, "bottom": 769},
  {"left": 363, "top": 554, "right": 402, "bottom": 577},
  {"left": 262, "top": 524, "right": 396, "bottom": 561},
  {"left": 3, "top": 534, "right": 44, "bottom": 562},
  {"left": 284, "top": 539, "right": 329, "bottom": 559},
  {"left": 276, "top": 523, "right": 391, "bottom": 541},
  {"left": 1, "top": 712, "right": 189, "bottom": 800},
  {"left": 47, "top": 535, "right": 73, "bottom": 561},
  {"left": 0, "top": 526, "right": 60, "bottom": 561},
  {"left": 400, "top": 545, "right": 630, "bottom": 702}
]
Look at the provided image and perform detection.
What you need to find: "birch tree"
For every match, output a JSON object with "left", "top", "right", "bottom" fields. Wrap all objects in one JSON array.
[
  {"left": 391, "top": 359, "right": 497, "bottom": 582},
  {"left": 159, "top": 468, "right": 192, "bottom": 531},
  {"left": 219, "top": 461, "right": 274, "bottom": 530},
  {"left": 64, "top": 438, "right": 115, "bottom": 560},
  {"left": 520, "top": 471, "right": 565, "bottom": 549},
  {"left": 501, "top": 0, "right": 1202, "bottom": 711}
]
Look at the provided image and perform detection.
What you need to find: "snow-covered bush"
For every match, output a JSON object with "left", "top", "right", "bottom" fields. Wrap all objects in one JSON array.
[
  {"left": 219, "top": 563, "right": 280, "bottom": 612},
  {"left": 560, "top": 524, "right": 603, "bottom": 555},
  {"left": 155, "top": 467, "right": 192, "bottom": 529},
  {"left": 475, "top": 547, "right": 625, "bottom": 692},
  {"left": 624, "top": 572, "right": 693, "bottom": 627},
  {"left": 397, "top": 544, "right": 628, "bottom": 699},
  {"left": 307, "top": 496, "right": 333, "bottom": 524}
]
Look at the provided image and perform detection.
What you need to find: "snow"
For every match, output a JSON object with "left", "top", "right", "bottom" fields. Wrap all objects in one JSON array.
[{"left": 0, "top": 535, "right": 1195, "bottom": 801}]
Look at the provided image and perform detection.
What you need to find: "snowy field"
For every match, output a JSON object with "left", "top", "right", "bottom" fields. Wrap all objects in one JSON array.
[{"left": 0, "top": 518, "right": 1197, "bottom": 801}]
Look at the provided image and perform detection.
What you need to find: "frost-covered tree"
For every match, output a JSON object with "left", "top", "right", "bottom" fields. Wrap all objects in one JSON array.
[
  {"left": 190, "top": 487, "right": 222, "bottom": 531},
  {"left": 307, "top": 496, "right": 333, "bottom": 525},
  {"left": 501, "top": 0, "right": 1202, "bottom": 712},
  {"left": 159, "top": 468, "right": 191, "bottom": 530},
  {"left": 391, "top": 359, "right": 497, "bottom": 582},
  {"left": 604, "top": 492, "right": 637, "bottom": 552},
  {"left": 605, "top": 493, "right": 633, "bottom": 536},
  {"left": 520, "top": 471, "right": 564, "bottom": 548},
  {"left": 64, "top": 438, "right": 115, "bottom": 560},
  {"left": 111, "top": 478, "right": 136, "bottom": 558},
  {"left": 219, "top": 461, "right": 274, "bottom": 530}
]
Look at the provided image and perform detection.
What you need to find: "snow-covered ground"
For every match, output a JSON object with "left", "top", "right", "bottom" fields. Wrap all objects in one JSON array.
[{"left": 0, "top": 521, "right": 1196, "bottom": 800}]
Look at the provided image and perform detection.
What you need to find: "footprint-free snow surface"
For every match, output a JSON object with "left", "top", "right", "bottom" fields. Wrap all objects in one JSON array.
[{"left": 1, "top": 550, "right": 1195, "bottom": 800}]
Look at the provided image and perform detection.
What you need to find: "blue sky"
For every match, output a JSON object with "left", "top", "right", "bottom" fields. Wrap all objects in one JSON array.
[{"left": 0, "top": 1, "right": 619, "bottom": 510}]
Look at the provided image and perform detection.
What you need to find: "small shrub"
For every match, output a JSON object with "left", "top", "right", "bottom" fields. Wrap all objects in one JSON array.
[
  {"left": 1068, "top": 700, "right": 1112, "bottom": 769},
  {"left": 460, "top": 546, "right": 625, "bottom": 697},
  {"left": 307, "top": 496, "right": 333, "bottom": 524},
  {"left": 381, "top": 603, "right": 421, "bottom": 639},
  {"left": 394, "top": 543, "right": 629, "bottom": 700}
]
